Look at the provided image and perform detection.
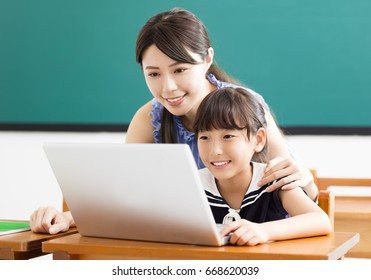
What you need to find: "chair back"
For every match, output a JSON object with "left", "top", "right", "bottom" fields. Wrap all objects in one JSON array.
[{"left": 318, "top": 190, "right": 335, "bottom": 229}]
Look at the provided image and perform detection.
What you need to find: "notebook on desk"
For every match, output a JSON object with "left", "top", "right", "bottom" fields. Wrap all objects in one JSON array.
[{"left": 43, "top": 143, "right": 230, "bottom": 246}]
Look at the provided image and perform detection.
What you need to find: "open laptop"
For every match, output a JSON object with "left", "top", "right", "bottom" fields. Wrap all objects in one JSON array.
[{"left": 43, "top": 143, "right": 230, "bottom": 246}]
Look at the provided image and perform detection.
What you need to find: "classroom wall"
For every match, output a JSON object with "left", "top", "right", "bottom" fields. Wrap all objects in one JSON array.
[
  {"left": 1, "top": 0, "right": 371, "bottom": 131},
  {"left": 1, "top": 131, "right": 370, "bottom": 221},
  {"left": 0, "top": 132, "right": 124, "bottom": 220}
]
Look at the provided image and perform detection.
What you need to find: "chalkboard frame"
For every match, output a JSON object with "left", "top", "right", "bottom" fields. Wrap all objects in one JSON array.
[{"left": 1, "top": 123, "right": 371, "bottom": 136}]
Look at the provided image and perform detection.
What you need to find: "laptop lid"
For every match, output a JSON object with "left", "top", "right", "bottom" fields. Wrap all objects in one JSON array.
[{"left": 43, "top": 143, "right": 228, "bottom": 246}]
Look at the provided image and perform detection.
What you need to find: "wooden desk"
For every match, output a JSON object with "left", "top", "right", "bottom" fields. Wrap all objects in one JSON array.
[
  {"left": 0, "top": 228, "right": 78, "bottom": 260},
  {"left": 42, "top": 232, "right": 359, "bottom": 260},
  {"left": 334, "top": 196, "right": 371, "bottom": 258}
]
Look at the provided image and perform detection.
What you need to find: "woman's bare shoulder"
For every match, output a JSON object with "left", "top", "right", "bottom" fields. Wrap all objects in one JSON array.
[{"left": 125, "top": 100, "right": 155, "bottom": 143}]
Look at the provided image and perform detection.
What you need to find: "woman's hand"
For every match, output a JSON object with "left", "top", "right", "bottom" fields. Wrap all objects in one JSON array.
[
  {"left": 258, "top": 157, "right": 318, "bottom": 201},
  {"left": 30, "top": 206, "right": 74, "bottom": 234},
  {"left": 220, "top": 220, "right": 269, "bottom": 246}
]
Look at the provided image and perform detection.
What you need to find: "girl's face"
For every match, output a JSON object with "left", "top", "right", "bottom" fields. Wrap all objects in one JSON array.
[
  {"left": 197, "top": 128, "right": 265, "bottom": 182},
  {"left": 141, "top": 44, "right": 214, "bottom": 118}
]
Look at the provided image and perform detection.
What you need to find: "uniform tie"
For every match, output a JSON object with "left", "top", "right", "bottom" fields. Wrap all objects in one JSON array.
[{"left": 222, "top": 208, "right": 241, "bottom": 224}]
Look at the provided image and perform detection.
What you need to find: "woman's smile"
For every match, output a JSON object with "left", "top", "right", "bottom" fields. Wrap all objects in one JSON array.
[{"left": 165, "top": 94, "right": 187, "bottom": 106}]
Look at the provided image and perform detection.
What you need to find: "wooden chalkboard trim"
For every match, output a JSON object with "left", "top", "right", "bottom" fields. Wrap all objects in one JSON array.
[{"left": 1, "top": 123, "right": 371, "bottom": 135}]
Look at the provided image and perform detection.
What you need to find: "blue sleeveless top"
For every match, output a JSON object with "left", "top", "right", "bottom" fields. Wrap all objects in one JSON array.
[{"left": 149, "top": 73, "right": 297, "bottom": 169}]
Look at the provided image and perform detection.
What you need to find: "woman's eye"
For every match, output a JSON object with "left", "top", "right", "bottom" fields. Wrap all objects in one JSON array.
[
  {"left": 148, "top": 72, "right": 159, "bottom": 77},
  {"left": 174, "top": 68, "right": 186, "bottom": 73}
]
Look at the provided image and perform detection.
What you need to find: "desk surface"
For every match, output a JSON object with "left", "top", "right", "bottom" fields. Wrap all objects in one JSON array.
[
  {"left": 333, "top": 196, "right": 371, "bottom": 258},
  {"left": 42, "top": 232, "right": 359, "bottom": 260},
  {"left": 0, "top": 228, "right": 78, "bottom": 260},
  {"left": 335, "top": 196, "right": 371, "bottom": 218}
]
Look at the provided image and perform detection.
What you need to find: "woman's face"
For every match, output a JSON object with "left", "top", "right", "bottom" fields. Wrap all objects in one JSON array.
[{"left": 141, "top": 44, "right": 214, "bottom": 118}]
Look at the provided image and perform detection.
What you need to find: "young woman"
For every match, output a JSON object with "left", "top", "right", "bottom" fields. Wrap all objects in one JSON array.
[
  {"left": 193, "top": 87, "right": 331, "bottom": 246},
  {"left": 30, "top": 7, "right": 317, "bottom": 234}
]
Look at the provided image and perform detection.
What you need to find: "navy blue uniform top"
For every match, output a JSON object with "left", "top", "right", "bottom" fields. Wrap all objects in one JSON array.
[{"left": 199, "top": 162, "right": 290, "bottom": 224}]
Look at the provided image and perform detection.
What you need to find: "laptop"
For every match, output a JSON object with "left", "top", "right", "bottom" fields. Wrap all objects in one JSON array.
[{"left": 43, "top": 143, "right": 230, "bottom": 246}]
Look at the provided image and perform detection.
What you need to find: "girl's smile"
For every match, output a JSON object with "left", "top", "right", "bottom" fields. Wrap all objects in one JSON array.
[{"left": 210, "top": 160, "right": 231, "bottom": 168}]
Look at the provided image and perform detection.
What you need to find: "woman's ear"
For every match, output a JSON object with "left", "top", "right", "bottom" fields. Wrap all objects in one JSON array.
[{"left": 254, "top": 128, "right": 266, "bottom": 153}]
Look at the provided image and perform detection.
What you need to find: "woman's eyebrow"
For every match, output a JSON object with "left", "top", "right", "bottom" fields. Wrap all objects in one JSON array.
[
  {"left": 169, "top": 61, "right": 185, "bottom": 67},
  {"left": 144, "top": 61, "right": 188, "bottom": 70},
  {"left": 144, "top": 65, "right": 159, "bottom": 70},
  {"left": 144, "top": 61, "right": 183, "bottom": 70}
]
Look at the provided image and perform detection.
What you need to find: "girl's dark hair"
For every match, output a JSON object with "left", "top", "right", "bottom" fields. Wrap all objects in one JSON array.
[
  {"left": 193, "top": 87, "right": 268, "bottom": 162},
  {"left": 136, "top": 7, "right": 240, "bottom": 143}
]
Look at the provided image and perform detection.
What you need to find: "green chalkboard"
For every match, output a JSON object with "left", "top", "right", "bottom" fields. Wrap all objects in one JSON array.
[{"left": 1, "top": 1, "right": 371, "bottom": 133}]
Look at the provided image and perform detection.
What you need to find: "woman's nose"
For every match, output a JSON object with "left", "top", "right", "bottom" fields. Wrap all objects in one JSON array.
[{"left": 162, "top": 75, "right": 177, "bottom": 92}]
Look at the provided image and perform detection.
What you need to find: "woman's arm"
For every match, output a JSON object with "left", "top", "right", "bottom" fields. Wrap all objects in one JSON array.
[
  {"left": 125, "top": 101, "right": 155, "bottom": 143},
  {"left": 264, "top": 110, "right": 291, "bottom": 160},
  {"left": 261, "top": 111, "right": 319, "bottom": 201},
  {"left": 260, "top": 157, "right": 318, "bottom": 201}
]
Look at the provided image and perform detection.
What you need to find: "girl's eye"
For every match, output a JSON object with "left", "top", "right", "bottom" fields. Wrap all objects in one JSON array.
[
  {"left": 224, "top": 134, "right": 235, "bottom": 139},
  {"left": 199, "top": 135, "right": 208, "bottom": 140}
]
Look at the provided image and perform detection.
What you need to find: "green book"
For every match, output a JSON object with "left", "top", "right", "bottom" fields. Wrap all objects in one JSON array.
[{"left": 0, "top": 221, "right": 31, "bottom": 236}]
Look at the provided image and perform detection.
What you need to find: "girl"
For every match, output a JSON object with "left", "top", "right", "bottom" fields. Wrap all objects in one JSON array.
[{"left": 193, "top": 87, "right": 331, "bottom": 246}]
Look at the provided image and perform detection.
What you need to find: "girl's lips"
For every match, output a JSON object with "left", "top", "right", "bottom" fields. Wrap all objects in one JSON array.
[
  {"left": 211, "top": 160, "right": 231, "bottom": 168},
  {"left": 165, "top": 94, "right": 186, "bottom": 106}
]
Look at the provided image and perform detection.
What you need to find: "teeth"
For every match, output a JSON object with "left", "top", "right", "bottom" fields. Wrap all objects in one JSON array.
[
  {"left": 212, "top": 161, "right": 229, "bottom": 166},
  {"left": 167, "top": 95, "right": 184, "bottom": 102}
]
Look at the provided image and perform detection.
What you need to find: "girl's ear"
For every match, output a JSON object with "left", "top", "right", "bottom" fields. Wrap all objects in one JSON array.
[
  {"left": 254, "top": 128, "right": 266, "bottom": 153},
  {"left": 205, "top": 47, "right": 214, "bottom": 69}
]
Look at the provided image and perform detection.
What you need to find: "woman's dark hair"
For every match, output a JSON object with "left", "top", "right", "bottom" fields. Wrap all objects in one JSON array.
[
  {"left": 136, "top": 7, "right": 240, "bottom": 143},
  {"left": 193, "top": 87, "right": 268, "bottom": 162}
]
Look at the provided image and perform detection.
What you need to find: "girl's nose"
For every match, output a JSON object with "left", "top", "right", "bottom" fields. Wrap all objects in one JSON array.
[{"left": 209, "top": 140, "right": 223, "bottom": 156}]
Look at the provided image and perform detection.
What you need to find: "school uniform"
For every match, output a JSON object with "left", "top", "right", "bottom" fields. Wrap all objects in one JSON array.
[{"left": 199, "top": 162, "right": 290, "bottom": 224}]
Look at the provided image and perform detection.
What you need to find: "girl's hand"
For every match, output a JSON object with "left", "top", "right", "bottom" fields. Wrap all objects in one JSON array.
[
  {"left": 30, "top": 206, "right": 73, "bottom": 235},
  {"left": 257, "top": 157, "right": 318, "bottom": 201},
  {"left": 220, "top": 220, "right": 269, "bottom": 246}
]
